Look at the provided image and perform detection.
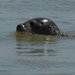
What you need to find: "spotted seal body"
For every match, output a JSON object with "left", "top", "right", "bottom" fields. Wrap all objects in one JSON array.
[{"left": 16, "top": 18, "right": 68, "bottom": 36}]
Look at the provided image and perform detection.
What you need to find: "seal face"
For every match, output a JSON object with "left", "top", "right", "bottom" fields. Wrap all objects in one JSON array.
[{"left": 16, "top": 18, "right": 65, "bottom": 36}]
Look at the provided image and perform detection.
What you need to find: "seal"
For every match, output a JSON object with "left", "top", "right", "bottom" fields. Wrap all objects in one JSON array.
[{"left": 16, "top": 18, "right": 68, "bottom": 36}]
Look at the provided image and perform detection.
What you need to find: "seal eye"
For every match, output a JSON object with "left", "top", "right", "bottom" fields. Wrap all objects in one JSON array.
[
  {"left": 30, "top": 22, "right": 35, "bottom": 27},
  {"left": 41, "top": 22, "right": 43, "bottom": 25}
]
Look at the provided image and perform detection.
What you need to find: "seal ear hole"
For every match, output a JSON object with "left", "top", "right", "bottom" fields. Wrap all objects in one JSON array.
[{"left": 30, "top": 22, "right": 35, "bottom": 26}]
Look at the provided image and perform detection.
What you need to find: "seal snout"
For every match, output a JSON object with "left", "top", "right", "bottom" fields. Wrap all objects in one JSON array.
[{"left": 16, "top": 24, "right": 26, "bottom": 32}]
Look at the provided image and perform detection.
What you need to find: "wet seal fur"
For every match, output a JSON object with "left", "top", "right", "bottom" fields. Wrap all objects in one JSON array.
[{"left": 16, "top": 18, "right": 70, "bottom": 37}]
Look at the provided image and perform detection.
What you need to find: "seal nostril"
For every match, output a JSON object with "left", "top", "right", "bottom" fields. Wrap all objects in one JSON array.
[
  {"left": 16, "top": 25, "right": 21, "bottom": 31},
  {"left": 16, "top": 24, "right": 25, "bottom": 32}
]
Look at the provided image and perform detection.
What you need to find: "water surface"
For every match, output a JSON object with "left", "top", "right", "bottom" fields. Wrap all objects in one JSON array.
[{"left": 0, "top": 0, "right": 75, "bottom": 75}]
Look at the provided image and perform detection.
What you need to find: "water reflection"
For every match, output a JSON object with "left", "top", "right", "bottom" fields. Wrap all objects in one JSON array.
[
  {"left": 16, "top": 49, "right": 56, "bottom": 56},
  {"left": 14, "top": 32, "right": 57, "bottom": 56},
  {"left": 14, "top": 32, "right": 57, "bottom": 42}
]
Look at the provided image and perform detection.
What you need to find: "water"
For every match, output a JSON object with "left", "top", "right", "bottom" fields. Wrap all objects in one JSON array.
[{"left": 0, "top": 0, "right": 75, "bottom": 75}]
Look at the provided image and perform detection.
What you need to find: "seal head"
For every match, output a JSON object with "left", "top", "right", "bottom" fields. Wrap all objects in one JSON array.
[{"left": 16, "top": 18, "right": 65, "bottom": 36}]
